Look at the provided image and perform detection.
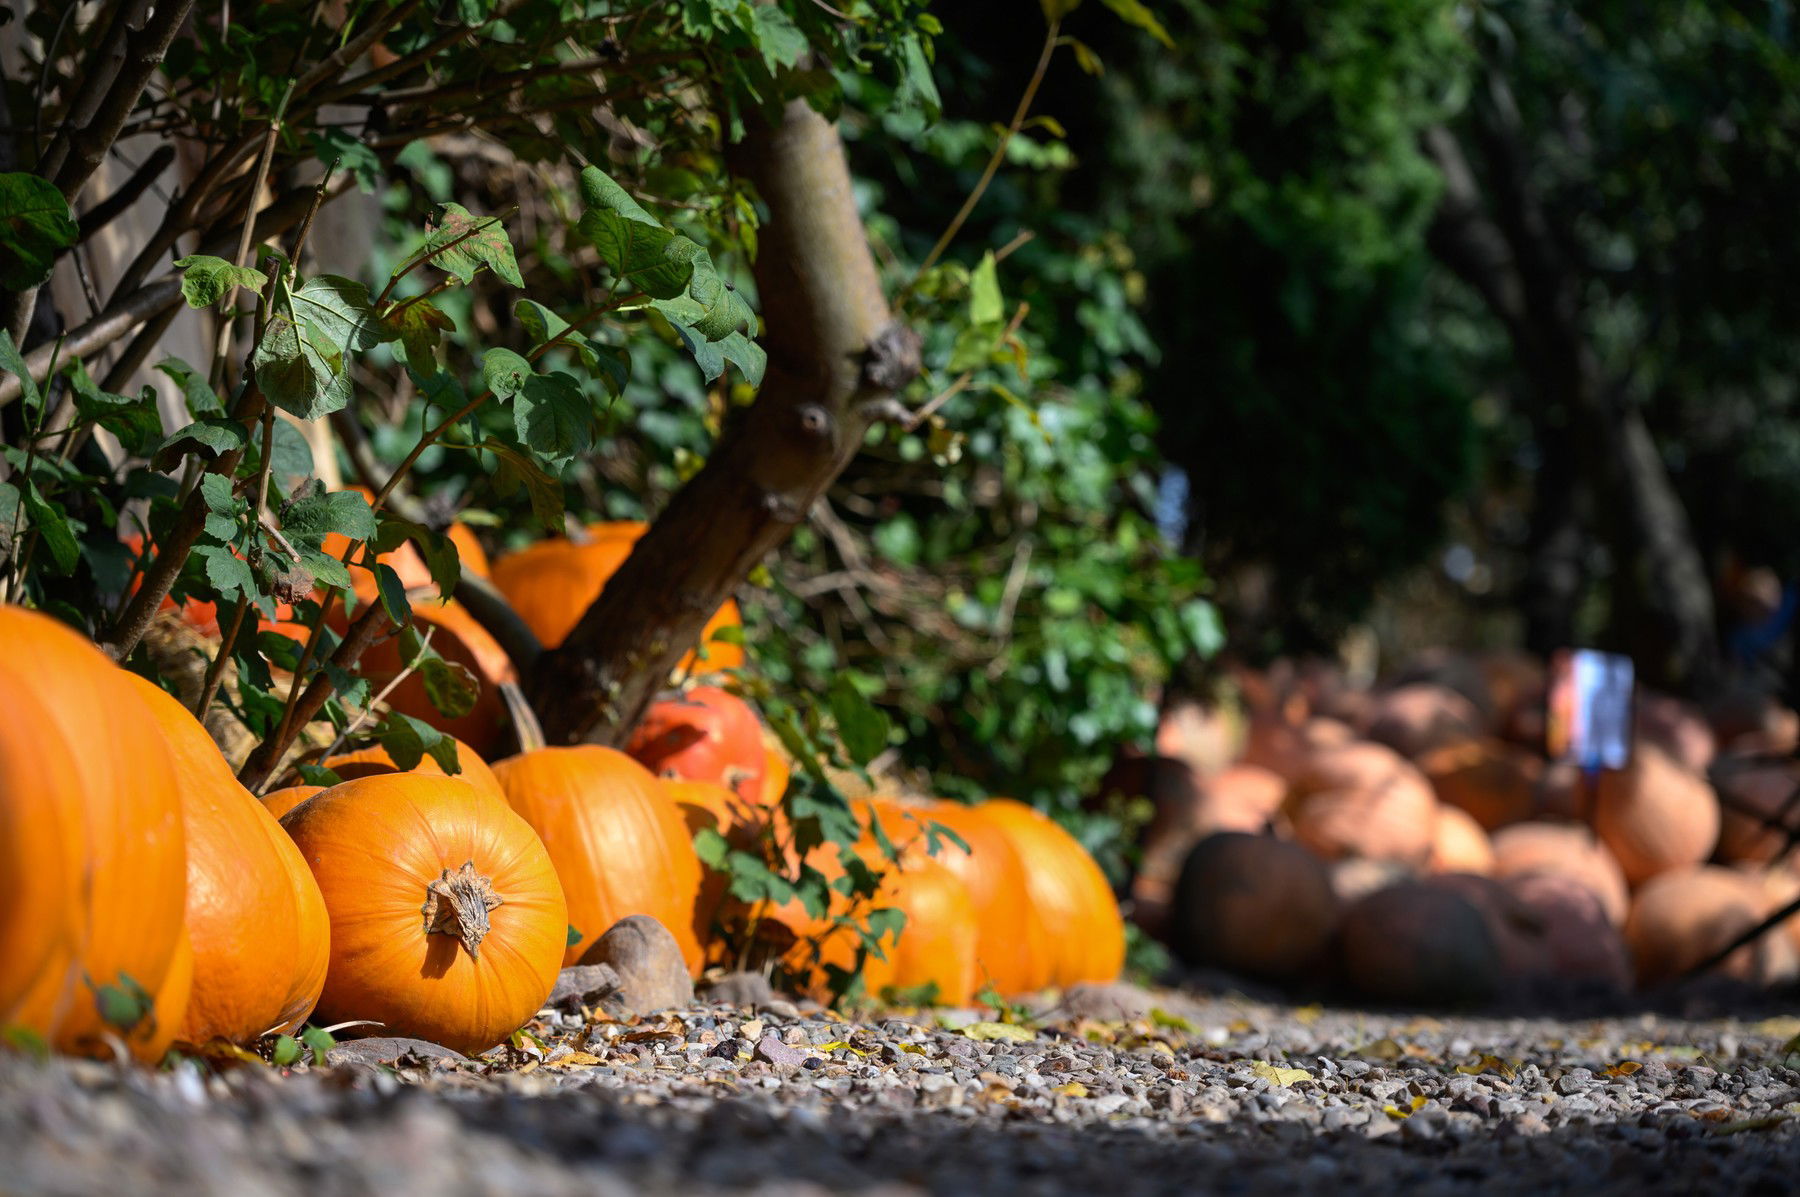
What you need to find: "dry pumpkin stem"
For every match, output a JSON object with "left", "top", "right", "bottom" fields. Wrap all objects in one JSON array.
[{"left": 422, "top": 861, "right": 504, "bottom": 960}]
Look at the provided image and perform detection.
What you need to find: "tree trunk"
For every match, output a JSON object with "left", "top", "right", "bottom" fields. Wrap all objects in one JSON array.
[{"left": 525, "top": 99, "right": 920, "bottom": 745}]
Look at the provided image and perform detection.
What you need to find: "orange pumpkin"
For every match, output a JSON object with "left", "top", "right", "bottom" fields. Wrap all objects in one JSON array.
[
  {"left": 281, "top": 774, "right": 566, "bottom": 1053},
  {"left": 1427, "top": 803, "right": 1496, "bottom": 875},
  {"left": 261, "top": 785, "right": 324, "bottom": 821},
  {"left": 0, "top": 682, "right": 80, "bottom": 1031},
  {"left": 493, "top": 746, "right": 706, "bottom": 974},
  {"left": 627, "top": 686, "right": 768, "bottom": 806},
  {"left": 353, "top": 597, "right": 517, "bottom": 757},
  {"left": 1285, "top": 742, "right": 1438, "bottom": 867},
  {"left": 977, "top": 798, "right": 1123, "bottom": 989},
  {"left": 0, "top": 606, "right": 187, "bottom": 1060},
  {"left": 1168, "top": 832, "right": 1338, "bottom": 982},
  {"left": 1364, "top": 684, "right": 1483, "bottom": 759},
  {"left": 491, "top": 522, "right": 744, "bottom": 674},
  {"left": 762, "top": 746, "right": 792, "bottom": 806},
  {"left": 127, "top": 675, "right": 329, "bottom": 1045},
  {"left": 1592, "top": 744, "right": 1720, "bottom": 886},
  {"left": 320, "top": 735, "right": 505, "bottom": 800},
  {"left": 1490, "top": 821, "right": 1630, "bottom": 925},
  {"left": 885, "top": 800, "right": 1048, "bottom": 999},
  {"left": 1416, "top": 737, "right": 1545, "bottom": 830},
  {"left": 1715, "top": 760, "right": 1800, "bottom": 866},
  {"left": 1624, "top": 865, "right": 1796, "bottom": 987}
]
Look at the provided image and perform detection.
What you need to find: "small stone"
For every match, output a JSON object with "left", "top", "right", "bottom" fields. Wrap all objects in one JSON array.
[
  {"left": 762, "top": 999, "right": 801, "bottom": 1019},
  {"left": 1060, "top": 981, "right": 1157, "bottom": 1023},
  {"left": 546, "top": 963, "right": 623, "bottom": 1012},
  {"left": 701, "top": 971, "right": 776, "bottom": 1009},
  {"left": 754, "top": 1034, "right": 808, "bottom": 1070},
  {"left": 324, "top": 1037, "right": 467, "bottom": 1067},
  {"left": 576, "top": 915, "right": 694, "bottom": 1014}
]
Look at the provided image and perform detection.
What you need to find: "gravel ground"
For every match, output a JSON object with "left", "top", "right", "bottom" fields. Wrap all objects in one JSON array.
[{"left": 7, "top": 981, "right": 1800, "bottom": 1196}]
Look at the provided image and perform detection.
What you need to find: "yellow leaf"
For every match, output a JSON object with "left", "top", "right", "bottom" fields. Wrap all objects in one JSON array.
[
  {"left": 898, "top": 1043, "right": 928, "bottom": 1055},
  {"left": 1052, "top": 1081, "right": 1089, "bottom": 1098},
  {"left": 815, "top": 1040, "right": 868, "bottom": 1057},
  {"left": 1248, "top": 1061, "right": 1309, "bottom": 1087},
  {"left": 1603, "top": 1061, "right": 1643, "bottom": 1078},
  {"left": 1293, "top": 1003, "right": 1322, "bottom": 1025},
  {"left": 963, "top": 1021, "right": 1036, "bottom": 1043},
  {"left": 1227, "top": 1018, "right": 1254, "bottom": 1034},
  {"left": 1456, "top": 1054, "right": 1517, "bottom": 1080},
  {"left": 980, "top": 1082, "right": 1014, "bottom": 1102},
  {"left": 554, "top": 1051, "right": 604, "bottom": 1067},
  {"left": 1752, "top": 1016, "right": 1800, "bottom": 1039},
  {"left": 1149, "top": 1007, "right": 1196, "bottom": 1033},
  {"left": 1357, "top": 1037, "right": 1403, "bottom": 1061},
  {"left": 1383, "top": 1095, "right": 1427, "bottom": 1119}
]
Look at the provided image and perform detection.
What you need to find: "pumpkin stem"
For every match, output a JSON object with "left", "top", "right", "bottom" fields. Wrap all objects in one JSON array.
[
  {"left": 422, "top": 861, "right": 504, "bottom": 959},
  {"left": 500, "top": 681, "right": 547, "bottom": 754}
]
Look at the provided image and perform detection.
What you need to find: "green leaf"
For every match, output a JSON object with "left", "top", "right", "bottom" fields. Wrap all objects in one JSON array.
[
  {"left": 0, "top": 329, "right": 38, "bottom": 418},
  {"left": 421, "top": 203, "right": 523, "bottom": 287},
  {"left": 1065, "top": 36, "right": 1104, "bottom": 76},
  {"left": 372, "top": 561, "right": 411, "bottom": 625},
  {"left": 91, "top": 973, "right": 153, "bottom": 1032},
  {"left": 0, "top": 172, "right": 76, "bottom": 289},
  {"left": 968, "top": 251, "right": 1004, "bottom": 326},
  {"left": 372, "top": 515, "right": 460, "bottom": 597},
  {"left": 863, "top": 906, "right": 907, "bottom": 949},
  {"left": 380, "top": 297, "right": 455, "bottom": 367},
  {"left": 194, "top": 543, "right": 255, "bottom": 601},
  {"left": 294, "top": 763, "right": 343, "bottom": 787},
  {"left": 253, "top": 307, "right": 351, "bottom": 420},
  {"left": 152, "top": 418, "right": 248, "bottom": 472},
  {"left": 0, "top": 482, "right": 22, "bottom": 569},
  {"left": 693, "top": 826, "right": 730, "bottom": 868},
  {"left": 828, "top": 675, "right": 890, "bottom": 766},
  {"left": 377, "top": 711, "right": 454, "bottom": 772},
  {"left": 299, "top": 1026, "right": 336, "bottom": 1060},
  {"left": 65, "top": 361, "right": 160, "bottom": 455},
  {"left": 750, "top": 6, "right": 808, "bottom": 73},
  {"left": 172, "top": 254, "right": 269, "bottom": 309},
  {"left": 271, "top": 1034, "right": 301, "bottom": 1066},
  {"left": 514, "top": 298, "right": 614, "bottom": 378},
  {"left": 576, "top": 167, "right": 699, "bottom": 299},
  {"left": 419, "top": 657, "right": 479, "bottom": 719},
  {"left": 513, "top": 371, "right": 591, "bottom": 461},
  {"left": 157, "top": 357, "right": 221, "bottom": 416},
  {"left": 482, "top": 348, "right": 533, "bottom": 400},
  {"left": 198, "top": 473, "right": 244, "bottom": 541},
  {"left": 281, "top": 487, "right": 376, "bottom": 548},
  {"left": 23, "top": 481, "right": 78, "bottom": 574},
  {"left": 486, "top": 439, "right": 565, "bottom": 530},
  {"left": 292, "top": 276, "right": 382, "bottom": 354},
  {"left": 1041, "top": 0, "right": 1084, "bottom": 19},
  {"left": 308, "top": 127, "right": 383, "bottom": 193},
  {"left": 566, "top": 924, "right": 583, "bottom": 949},
  {"left": 1098, "top": 0, "right": 1175, "bottom": 47}
]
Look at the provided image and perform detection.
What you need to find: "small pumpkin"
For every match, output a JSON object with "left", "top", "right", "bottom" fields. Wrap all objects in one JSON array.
[
  {"left": 491, "top": 522, "right": 744, "bottom": 674},
  {"left": 1592, "top": 743, "right": 1720, "bottom": 886},
  {"left": 261, "top": 785, "right": 324, "bottom": 822},
  {"left": 127, "top": 675, "right": 329, "bottom": 1045},
  {"left": 1635, "top": 692, "right": 1717, "bottom": 775},
  {"left": 281, "top": 774, "right": 567, "bottom": 1054},
  {"left": 493, "top": 746, "right": 706, "bottom": 974},
  {"left": 1427, "top": 803, "right": 1495, "bottom": 875},
  {"left": 626, "top": 685, "right": 768, "bottom": 807},
  {"left": 1502, "top": 871, "right": 1632, "bottom": 992},
  {"left": 0, "top": 606, "right": 187, "bottom": 1060},
  {"left": 1416, "top": 737, "right": 1544, "bottom": 831},
  {"left": 1490, "top": 821, "right": 1630, "bottom": 925},
  {"left": 1285, "top": 742, "right": 1438, "bottom": 867},
  {"left": 1714, "top": 759, "right": 1800, "bottom": 866},
  {"left": 978, "top": 798, "right": 1123, "bottom": 989},
  {"left": 1168, "top": 832, "right": 1338, "bottom": 982},
  {"left": 320, "top": 735, "right": 505, "bottom": 800}
]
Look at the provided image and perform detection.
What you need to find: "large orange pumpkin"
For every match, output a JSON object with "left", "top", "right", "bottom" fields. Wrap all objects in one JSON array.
[
  {"left": 978, "top": 798, "right": 1123, "bottom": 989},
  {"left": 493, "top": 746, "right": 706, "bottom": 974},
  {"left": 0, "top": 606, "right": 187, "bottom": 1060},
  {"left": 320, "top": 735, "right": 505, "bottom": 800},
  {"left": 880, "top": 800, "right": 1048, "bottom": 999},
  {"left": 491, "top": 522, "right": 744, "bottom": 674},
  {"left": 281, "top": 774, "right": 566, "bottom": 1054},
  {"left": 1592, "top": 743, "right": 1720, "bottom": 886},
  {"left": 626, "top": 685, "right": 768, "bottom": 806},
  {"left": 0, "top": 683, "right": 79, "bottom": 1030},
  {"left": 1624, "top": 865, "right": 1796, "bottom": 987},
  {"left": 261, "top": 785, "right": 324, "bottom": 821},
  {"left": 127, "top": 675, "right": 329, "bottom": 1045}
]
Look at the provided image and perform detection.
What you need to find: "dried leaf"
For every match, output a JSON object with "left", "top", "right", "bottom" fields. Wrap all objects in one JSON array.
[
  {"left": 1383, "top": 1094, "right": 1428, "bottom": 1119},
  {"left": 1248, "top": 1061, "right": 1309, "bottom": 1087},
  {"left": 1456, "top": 1054, "right": 1517, "bottom": 1080},
  {"left": 1603, "top": 1061, "right": 1643, "bottom": 1078},
  {"left": 1052, "top": 1081, "right": 1089, "bottom": 1097},
  {"left": 1149, "top": 1007, "right": 1196, "bottom": 1033},
  {"left": 1357, "top": 1037, "right": 1404, "bottom": 1061},
  {"left": 1293, "top": 1003, "right": 1323, "bottom": 1025},
  {"left": 550, "top": 1051, "right": 604, "bottom": 1067},
  {"left": 963, "top": 1021, "right": 1036, "bottom": 1043}
]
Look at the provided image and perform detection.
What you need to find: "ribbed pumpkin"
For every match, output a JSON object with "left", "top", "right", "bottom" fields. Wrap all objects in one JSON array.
[
  {"left": 978, "top": 798, "right": 1123, "bottom": 989},
  {"left": 0, "top": 682, "right": 79, "bottom": 1030},
  {"left": 493, "top": 746, "right": 706, "bottom": 974},
  {"left": 1593, "top": 744, "right": 1721, "bottom": 886},
  {"left": 1490, "top": 821, "right": 1630, "bottom": 925},
  {"left": 320, "top": 736, "right": 505, "bottom": 800},
  {"left": 885, "top": 800, "right": 1048, "bottom": 998},
  {"left": 281, "top": 775, "right": 566, "bottom": 1054},
  {"left": 491, "top": 522, "right": 744, "bottom": 674},
  {"left": 127, "top": 675, "right": 329, "bottom": 1044},
  {"left": 261, "top": 785, "right": 324, "bottom": 821},
  {"left": 627, "top": 685, "right": 768, "bottom": 806},
  {"left": 0, "top": 606, "right": 187, "bottom": 1060}
]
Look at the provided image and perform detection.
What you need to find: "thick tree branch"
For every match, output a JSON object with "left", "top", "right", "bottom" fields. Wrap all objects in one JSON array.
[{"left": 526, "top": 99, "right": 920, "bottom": 744}]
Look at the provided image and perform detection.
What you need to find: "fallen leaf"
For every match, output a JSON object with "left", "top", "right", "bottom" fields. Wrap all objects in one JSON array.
[
  {"left": 1248, "top": 1061, "right": 1309, "bottom": 1087},
  {"left": 815, "top": 1040, "right": 869, "bottom": 1056},
  {"left": 548, "top": 1051, "right": 604, "bottom": 1067},
  {"left": 1603, "top": 1061, "right": 1643, "bottom": 1078},
  {"left": 979, "top": 1082, "right": 1014, "bottom": 1102},
  {"left": 1753, "top": 1016, "right": 1800, "bottom": 1040},
  {"left": 963, "top": 1021, "right": 1036, "bottom": 1043},
  {"left": 1710, "top": 1114, "right": 1790, "bottom": 1135},
  {"left": 1293, "top": 1004, "right": 1323, "bottom": 1025},
  {"left": 1052, "top": 1081, "right": 1089, "bottom": 1098},
  {"left": 1456, "top": 1054, "right": 1518, "bottom": 1080},
  {"left": 1227, "top": 1018, "right": 1254, "bottom": 1034},
  {"left": 1383, "top": 1094, "right": 1427, "bottom": 1119},
  {"left": 1149, "top": 1007, "right": 1196, "bottom": 1033},
  {"left": 1356, "top": 1037, "right": 1403, "bottom": 1061},
  {"left": 898, "top": 1043, "right": 928, "bottom": 1055}
]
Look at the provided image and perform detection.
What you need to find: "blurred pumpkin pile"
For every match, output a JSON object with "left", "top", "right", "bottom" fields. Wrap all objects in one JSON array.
[
  {"left": 1, "top": 547, "right": 1125, "bottom": 1063},
  {"left": 1123, "top": 651, "right": 1800, "bottom": 1004}
]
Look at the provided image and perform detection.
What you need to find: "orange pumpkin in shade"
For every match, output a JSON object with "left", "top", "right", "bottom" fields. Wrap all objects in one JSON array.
[
  {"left": 627, "top": 686, "right": 768, "bottom": 806},
  {"left": 320, "top": 736, "right": 505, "bottom": 800},
  {"left": 127, "top": 675, "right": 329, "bottom": 1045},
  {"left": 281, "top": 775, "right": 567, "bottom": 1054},
  {"left": 353, "top": 597, "right": 518, "bottom": 757},
  {"left": 977, "top": 798, "right": 1124, "bottom": 989},
  {"left": 1491, "top": 821, "right": 1630, "bottom": 925},
  {"left": 493, "top": 746, "right": 706, "bottom": 974},
  {"left": 261, "top": 786, "right": 324, "bottom": 821},
  {"left": 0, "top": 606, "right": 187, "bottom": 1060},
  {"left": 888, "top": 800, "right": 1048, "bottom": 998},
  {"left": 491, "top": 522, "right": 744, "bottom": 674},
  {"left": 1592, "top": 743, "right": 1720, "bottom": 886}
]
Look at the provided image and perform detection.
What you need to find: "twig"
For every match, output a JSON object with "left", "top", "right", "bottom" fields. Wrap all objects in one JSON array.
[
  {"left": 902, "top": 302, "right": 1031, "bottom": 432},
  {"left": 77, "top": 145, "right": 175, "bottom": 242},
  {"left": 903, "top": 19, "right": 1060, "bottom": 296},
  {"left": 1676, "top": 889, "right": 1800, "bottom": 985},
  {"left": 193, "top": 407, "right": 279, "bottom": 719},
  {"left": 207, "top": 81, "right": 296, "bottom": 392},
  {"left": 319, "top": 626, "right": 436, "bottom": 758},
  {"left": 239, "top": 601, "right": 391, "bottom": 792}
]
